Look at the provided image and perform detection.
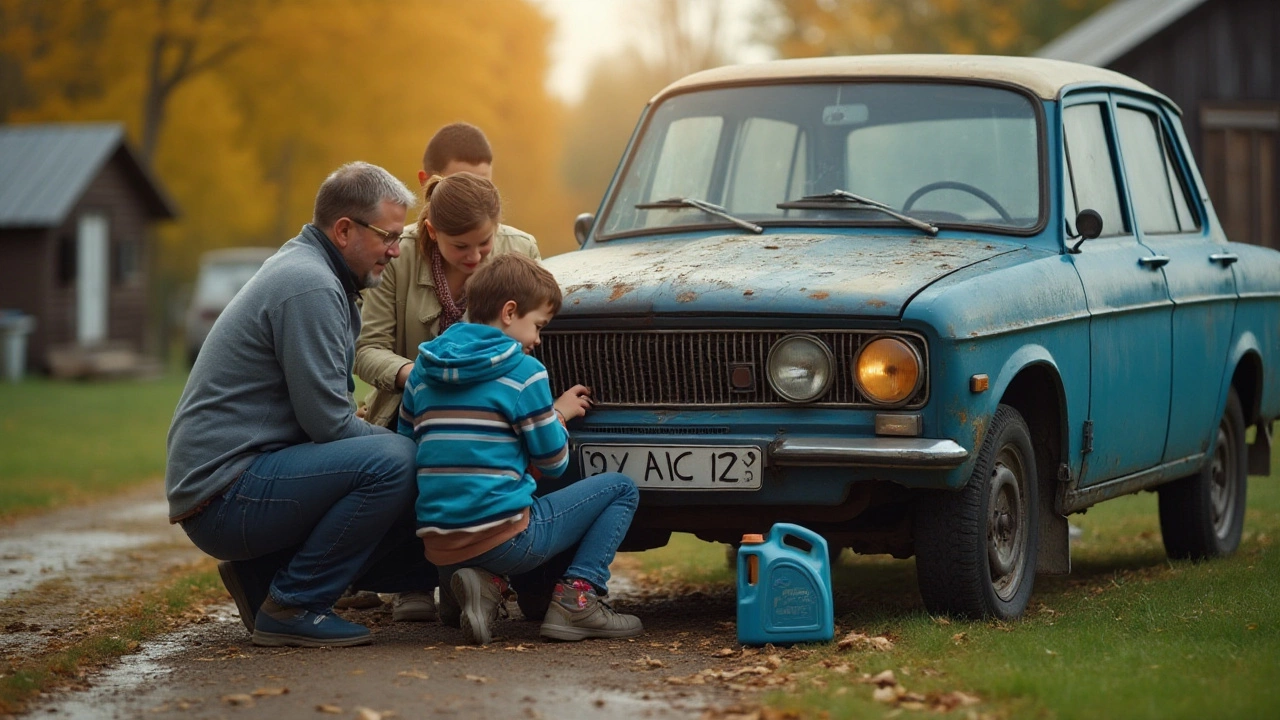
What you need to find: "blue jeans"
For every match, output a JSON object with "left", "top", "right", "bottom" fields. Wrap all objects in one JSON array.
[
  {"left": 181, "top": 433, "right": 433, "bottom": 613},
  {"left": 443, "top": 472, "right": 638, "bottom": 595}
]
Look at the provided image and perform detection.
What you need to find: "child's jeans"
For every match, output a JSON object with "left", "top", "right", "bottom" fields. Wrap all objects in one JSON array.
[{"left": 442, "top": 472, "right": 638, "bottom": 595}]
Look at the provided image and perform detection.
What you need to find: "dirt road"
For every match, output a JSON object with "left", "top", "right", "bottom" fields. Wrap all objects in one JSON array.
[{"left": 1, "top": 486, "right": 780, "bottom": 719}]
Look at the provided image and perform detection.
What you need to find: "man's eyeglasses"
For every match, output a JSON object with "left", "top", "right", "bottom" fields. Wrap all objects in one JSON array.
[{"left": 351, "top": 218, "right": 403, "bottom": 246}]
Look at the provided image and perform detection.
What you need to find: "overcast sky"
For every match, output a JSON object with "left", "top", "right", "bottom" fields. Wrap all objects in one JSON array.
[{"left": 529, "top": 0, "right": 773, "bottom": 103}]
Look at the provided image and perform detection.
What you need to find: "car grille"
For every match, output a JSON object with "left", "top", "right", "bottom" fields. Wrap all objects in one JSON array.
[{"left": 534, "top": 330, "right": 928, "bottom": 408}]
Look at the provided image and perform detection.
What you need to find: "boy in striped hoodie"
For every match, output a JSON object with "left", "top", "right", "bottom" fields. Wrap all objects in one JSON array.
[{"left": 398, "top": 253, "right": 642, "bottom": 644}]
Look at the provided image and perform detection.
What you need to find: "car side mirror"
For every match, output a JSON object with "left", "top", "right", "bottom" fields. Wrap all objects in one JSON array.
[
  {"left": 1070, "top": 209, "right": 1103, "bottom": 253},
  {"left": 573, "top": 213, "right": 594, "bottom": 246}
]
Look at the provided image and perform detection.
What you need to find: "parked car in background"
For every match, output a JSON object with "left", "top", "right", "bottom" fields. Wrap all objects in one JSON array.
[
  {"left": 540, "top": 55, "right": 1280, "bottom": 620},
  {"left": 184, "top": 247, "right": 276, "bottom": 364}
]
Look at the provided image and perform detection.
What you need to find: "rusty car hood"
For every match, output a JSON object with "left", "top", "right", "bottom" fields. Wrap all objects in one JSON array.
[{"left": 543, "top": 232, "right": 1020, "bottom": 318}]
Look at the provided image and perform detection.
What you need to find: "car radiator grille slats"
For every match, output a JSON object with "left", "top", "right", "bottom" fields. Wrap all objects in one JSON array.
[{"left": 533, "top": 330, "right": 927, "bottom": 408}]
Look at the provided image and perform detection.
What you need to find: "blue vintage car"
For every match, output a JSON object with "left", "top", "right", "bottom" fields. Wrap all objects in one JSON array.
[{"left": 539, "top": 55, "right": 1280, "bottom": 620}]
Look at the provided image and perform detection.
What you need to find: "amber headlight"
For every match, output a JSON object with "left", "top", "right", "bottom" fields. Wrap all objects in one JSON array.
[
  {"left": 854, "top": 336, "right": 922, "bottom": 406},
  {"left": 767, "top": 334, "right": 833, "bottom": 403}
]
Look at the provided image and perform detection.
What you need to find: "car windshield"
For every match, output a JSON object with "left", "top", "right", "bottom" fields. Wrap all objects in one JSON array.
[{"left": 597, "top": 82, "right": 1042, "bottom": 238}]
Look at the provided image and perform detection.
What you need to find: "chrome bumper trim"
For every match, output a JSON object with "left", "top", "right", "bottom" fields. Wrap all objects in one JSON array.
[{"left": 771, "top": 437, "right": 969, "bottom": 469}]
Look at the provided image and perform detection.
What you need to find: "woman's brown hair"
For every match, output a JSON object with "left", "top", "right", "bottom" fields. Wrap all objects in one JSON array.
[{"left": 416, "top": 172, "right": 501, "bottom": 256}]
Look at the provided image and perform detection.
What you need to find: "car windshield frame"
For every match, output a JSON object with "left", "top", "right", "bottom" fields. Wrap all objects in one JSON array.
[{"left": 594, "top": 78, "right": 1048, "bottom": 242}]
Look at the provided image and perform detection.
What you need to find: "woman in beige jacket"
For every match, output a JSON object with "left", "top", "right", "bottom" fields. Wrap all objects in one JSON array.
[{"left": 354, "top": 174, "right": 539, "bottom": 429}]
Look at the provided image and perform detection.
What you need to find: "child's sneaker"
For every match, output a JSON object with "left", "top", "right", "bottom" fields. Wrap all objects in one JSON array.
[
  {"left": 451, "top": 568, "right": 509, "bottom": 644},
  {"left": 437, "top": 583, "right": 462, "bottom": 628},
  {"left": 539, "top": 579, "right": 643, "bottom": 641},
  {"left": 391, "top": 591, "right": 438, "bottom": 622},
  {"left": 251, "top": 598, "right": 372, "bottom": 648}
]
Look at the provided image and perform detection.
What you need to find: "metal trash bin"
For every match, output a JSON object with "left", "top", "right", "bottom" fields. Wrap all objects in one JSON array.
[{"left": 0, "top": 310, "right": 36, "bottom": 382}]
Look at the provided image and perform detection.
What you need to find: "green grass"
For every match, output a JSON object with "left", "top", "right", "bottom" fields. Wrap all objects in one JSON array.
[
  {"left": 634, "top": 475, "right": 1280, "bottom": 719},
  {"left": 0, "top": 375, "right": 188, "bottom": 518}
]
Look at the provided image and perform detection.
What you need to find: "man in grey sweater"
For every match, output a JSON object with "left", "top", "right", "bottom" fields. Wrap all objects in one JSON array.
[{"left": 167, "top": 162, "right": 431, "bottom": 647}]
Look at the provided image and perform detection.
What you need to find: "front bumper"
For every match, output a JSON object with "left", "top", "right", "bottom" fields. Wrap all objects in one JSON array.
[{"left": 770, "top": 436, "right": 969, "bottom": 468}]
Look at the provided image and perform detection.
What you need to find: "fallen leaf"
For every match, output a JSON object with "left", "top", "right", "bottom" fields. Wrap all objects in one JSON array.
[
  {"left": 465, "top": 674, "right": 491, "bottom": 683},
  {"left": 872, "top": 686, "right": 898, "bottom": 703},
  {"left": 935, "top": 690, "right": 981, "bottom": 709},
  {"left": 251, "top": 687, "right": 288, "bottom": 697},
  {"left": 712, "top": 648, "right": 737, "bottom": 658},
  {"left": 951, "top": 632, "right": 968, "bottom": 645},
  {"left": 505, "top": 644, "right": 531, "bottom": 652},
  {"left": 355, "top": 709, "right": 381, "bottom": 720},
  {"left": 397, "top": 670, "right": 430, "bottom": 680},
  {"left": 638, "top": 656, "right": 667, "bottom": 668},
  {"left": 1045, "top": 649, "right": 1058, "bottom": 657},
  {"left": 862, "top": 669, "right": 897, "bottom": 687},
  {"left": 315, "top": 705, "right": 342, "bottom": 714},
  {"left": 221, "top": 694, "right": 254, "bottom": 707},
  {"left": 837, "top": 632, "right": 894, "bottom": 652},
  {"left": 766, "top": 654, "right": 783, "bottom": 668}
]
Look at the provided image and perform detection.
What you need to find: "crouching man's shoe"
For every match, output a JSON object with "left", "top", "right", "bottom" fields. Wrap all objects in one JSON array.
[
  {"left": 539, "top": 579, "right": 643, "bottom": 642},
  {"left": 218, "top": 561, "right": 267, "bottom": 634},
  {"left": 251, "top": 598, "right": 372, "bottom": 648}
]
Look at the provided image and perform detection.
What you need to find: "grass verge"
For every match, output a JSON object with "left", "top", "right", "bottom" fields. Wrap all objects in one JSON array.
[
  {"left": 0, "top": 560, "right": 223, "bottom": 715},
  {"left": 0, "top": 375, "right": 187, "bottom": 519},
  {"left": 633, "top": 475, "right": 1279, "bottom": 719}
]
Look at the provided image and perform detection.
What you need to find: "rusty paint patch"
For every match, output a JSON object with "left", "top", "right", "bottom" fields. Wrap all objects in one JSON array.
[
  {"left": 867, "top": 299, "right": 887, "bottom": 308},
  {"left": 743, "top": 289, "right": 755, "bottom": 296},
  {"left": 676, "top": 291, "right": 698, "bottom": 303},
  {"left": 764, "top": 245, "right": 780, "bottom": 250},
  {"left": 608, "top": 284, "right": 635, "bottom": 302},
  {"left": 809, "top": 291, "right": 830, "bottom": 300},
  {"left": 563, "top": 283, "right": 596, "bottom": 295}
]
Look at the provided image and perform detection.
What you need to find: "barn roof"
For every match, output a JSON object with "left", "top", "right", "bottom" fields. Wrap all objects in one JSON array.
[
  {"left": 1036, "top": 0, "right": 1211, "bottom": 67},
  {"left": 0, "top": 123, "right": 176, "bottom": 229}
]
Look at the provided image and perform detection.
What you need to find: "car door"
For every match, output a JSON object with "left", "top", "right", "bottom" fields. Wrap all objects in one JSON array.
[
  {"left": 1062, "top": 96, "right": 1174, "bottom": 486},
  {"left": 1112, "top": 99, "right": 1238, "bottom": 466}
]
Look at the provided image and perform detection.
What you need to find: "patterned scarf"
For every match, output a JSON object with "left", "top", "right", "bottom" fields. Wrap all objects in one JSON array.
[{"left": 429, "top": 244, "right": 466, "bottom": 332}]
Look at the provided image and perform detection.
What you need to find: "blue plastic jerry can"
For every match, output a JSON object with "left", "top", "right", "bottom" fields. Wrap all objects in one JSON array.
[{"left": 736, "top": 523, "right": 834, "bottom": 646}]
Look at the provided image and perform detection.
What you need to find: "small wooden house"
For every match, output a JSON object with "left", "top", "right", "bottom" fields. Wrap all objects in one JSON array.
[
  {"left": 0, "top": 123, "right": 176, "bottom": 374},
  {"left": 1039, "top": 0, "right": 1279, "bottom": 249}
]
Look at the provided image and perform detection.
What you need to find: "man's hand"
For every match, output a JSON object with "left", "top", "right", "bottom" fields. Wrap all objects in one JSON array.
[{"left": 554, "top": 385, "right": 593, "bottom": 422}]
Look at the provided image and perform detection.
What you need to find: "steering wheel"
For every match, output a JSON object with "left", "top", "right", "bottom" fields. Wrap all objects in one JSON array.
[{"left": 903, "top": 181, "right": 1013, "bottom": 224}]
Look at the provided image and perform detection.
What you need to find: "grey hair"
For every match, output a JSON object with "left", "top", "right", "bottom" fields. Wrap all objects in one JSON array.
[{"left": 312, "top": 161, "right": 416, "bottom": 229}]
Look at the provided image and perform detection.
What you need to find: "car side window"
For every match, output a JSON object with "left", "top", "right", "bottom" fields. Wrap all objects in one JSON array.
[
  {"left": 1116, "top": 107, "right": 1199, "bottom": 234},
  {"left": 1063, "top": 104, "right": 1126, "bottom": 237},
  {"left": 726, "top": 118, "right": 806, "bottom": 212}
]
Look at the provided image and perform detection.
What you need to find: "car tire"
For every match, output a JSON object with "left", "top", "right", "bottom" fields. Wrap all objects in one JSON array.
[
  {"left": 1158, "top": 387, "right": 1247, "bottom": 560},
  {"left": 914, "top": 404, "right": 1039, "bottom": 620}
]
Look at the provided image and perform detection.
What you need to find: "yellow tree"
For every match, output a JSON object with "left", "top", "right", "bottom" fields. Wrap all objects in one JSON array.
[{"left": 760, "top": 0, "right": 1113, "bottom": 58}]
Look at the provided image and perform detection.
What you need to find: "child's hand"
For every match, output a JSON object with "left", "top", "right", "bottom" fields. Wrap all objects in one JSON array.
[{"left": 554, "top": 385, "right": 593, "bottom": 422}]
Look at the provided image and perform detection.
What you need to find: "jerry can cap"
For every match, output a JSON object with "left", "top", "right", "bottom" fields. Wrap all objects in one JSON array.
[{"left": 740, "top": 533, "right": 765, "bottom": 544}]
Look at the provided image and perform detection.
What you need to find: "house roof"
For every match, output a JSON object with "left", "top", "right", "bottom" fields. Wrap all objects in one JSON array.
[
  {"left": 0, "top": 123, "right": 177, "bottom": 229},
  {"left": 654, "top": 54, "right": 1161, "bottom": 102},
  {"left": 1036, "top": 0, "right": 1211, "bottom": 67}
]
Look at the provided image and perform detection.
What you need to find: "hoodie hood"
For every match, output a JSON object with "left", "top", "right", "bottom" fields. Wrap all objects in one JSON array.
[{"left": 417, "top": 323, "right": 524, "bottom": 386}]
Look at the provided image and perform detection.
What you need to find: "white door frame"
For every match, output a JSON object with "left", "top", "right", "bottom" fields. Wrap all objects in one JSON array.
[{"left": 76, "top": 212, "right": 109, "bottom": 346}]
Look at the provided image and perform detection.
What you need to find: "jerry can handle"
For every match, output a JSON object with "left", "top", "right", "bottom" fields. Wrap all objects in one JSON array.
[{"left": 770, "top": 522, "right": 829, "bottom": 562}]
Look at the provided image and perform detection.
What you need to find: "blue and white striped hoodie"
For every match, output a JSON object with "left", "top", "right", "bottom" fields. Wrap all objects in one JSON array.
[{"left": 398, "top": 322, "right": 569, "bottom": 537}]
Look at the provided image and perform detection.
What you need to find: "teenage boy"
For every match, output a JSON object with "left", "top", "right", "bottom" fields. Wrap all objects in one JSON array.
[{"left": 398, "top": 253, "right": 644, "bottom": 644}]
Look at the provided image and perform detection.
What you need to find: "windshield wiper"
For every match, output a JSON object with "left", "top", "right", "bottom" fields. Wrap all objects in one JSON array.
[
  {"left": 636, "top": 197, "right": 764, "bottom": 234},
  {"left": 777, "top": 189, "right": 938, "bottom": 236}
]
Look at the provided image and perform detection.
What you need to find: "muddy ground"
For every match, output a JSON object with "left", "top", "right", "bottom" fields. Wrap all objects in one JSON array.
[{"left": 1, "top": 486, "right": 803, "bottom": 719}]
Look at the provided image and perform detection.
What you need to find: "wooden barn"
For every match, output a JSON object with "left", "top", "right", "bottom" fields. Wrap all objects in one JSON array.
[
  {"left": 1039, "top": 0, "right": 1279, "bottom": 249},
  {"left": 0, "top": 123, "right": 176, "bottom": 375}
]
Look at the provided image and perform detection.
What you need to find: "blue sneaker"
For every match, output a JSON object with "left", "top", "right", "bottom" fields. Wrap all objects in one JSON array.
[{"left": 251, "top": 599, "right": 372, "bottom": 648}]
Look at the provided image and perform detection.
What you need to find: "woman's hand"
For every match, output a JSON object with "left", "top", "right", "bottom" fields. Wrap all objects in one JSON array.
[{"left": 554, "top": 385, "right": 593, "bottom": 422}]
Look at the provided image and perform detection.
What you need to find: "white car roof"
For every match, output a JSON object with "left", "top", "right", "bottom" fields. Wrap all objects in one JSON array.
[{"left": 654, "top": 55, "right": 1166, "bottom": 105}]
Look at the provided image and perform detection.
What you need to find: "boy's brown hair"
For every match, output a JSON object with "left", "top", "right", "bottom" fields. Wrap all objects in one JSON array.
[
  {"left": 466, "top": 254, "right": 562, "bottom": 324},
  {"left": 423, "top": 122, "right": 493, "bottom": 175}
]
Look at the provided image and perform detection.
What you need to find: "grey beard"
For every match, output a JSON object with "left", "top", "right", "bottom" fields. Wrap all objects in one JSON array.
[{"left": 360, "top": 271, "right": 383, "bottom": 290}]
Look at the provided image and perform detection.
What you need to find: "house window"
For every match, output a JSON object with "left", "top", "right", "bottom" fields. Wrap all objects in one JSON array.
[
  {"left": 57, "top": 232, "right": 76, "bottom": 287},
  {"left": 1201, "top": 104, "right": 1279, "bottom": 248},
  {"left": 113, "top": 237, "right": 142, "bottom": 286}
]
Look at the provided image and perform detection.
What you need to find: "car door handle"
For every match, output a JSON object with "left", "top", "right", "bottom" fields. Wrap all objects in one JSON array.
[
  {"left": 1209, "top": 253, "right": 1239, "bottom": 266},
  {"left": 1138, "top": 255, "right": 1170, "bottom": 269}
]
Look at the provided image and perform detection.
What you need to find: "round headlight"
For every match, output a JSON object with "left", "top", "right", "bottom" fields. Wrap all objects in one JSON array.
[
  {"left": 854, "top": 336, "right": 922, "bottom": 405},
  {"left": 767, "top": 334, "right": 834, "bottom": 403}
]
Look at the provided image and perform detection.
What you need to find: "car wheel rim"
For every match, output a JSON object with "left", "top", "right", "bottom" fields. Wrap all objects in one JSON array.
[
  {"left": 986, "top": 446, "right": 1027, "bottom": 601},
  {"left": 1209, "top": 420, "right": 1238, "bottom": 541}
]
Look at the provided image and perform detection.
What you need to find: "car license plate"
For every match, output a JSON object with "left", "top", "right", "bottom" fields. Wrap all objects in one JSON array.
[{"left": 579, "top": 444, "right": 762, "bottom": 490}]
